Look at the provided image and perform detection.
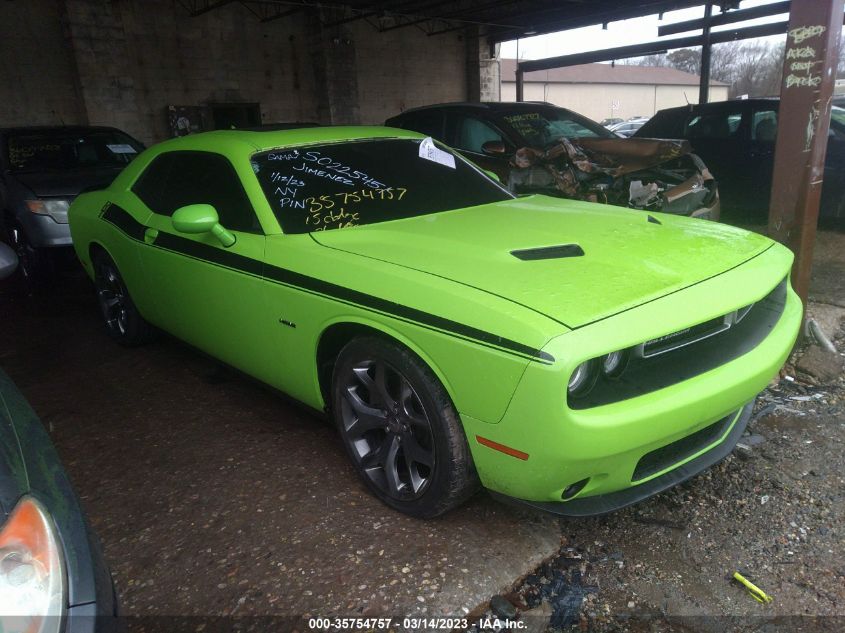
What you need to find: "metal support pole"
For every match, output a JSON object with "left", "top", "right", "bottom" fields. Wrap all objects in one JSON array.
[
  {"left": 768, "top": 0, "right": 844, "bottom": 306},
  {"left": 516, "top": 67, "right": 524, "bottom": 101},
  {"left": 699, "top": 1, "right": 712, "bottom": 104}
]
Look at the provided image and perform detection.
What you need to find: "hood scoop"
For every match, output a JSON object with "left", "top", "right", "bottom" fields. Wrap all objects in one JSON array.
[{"left": 511, "top": 244, "right": 585, "bottom": 261}]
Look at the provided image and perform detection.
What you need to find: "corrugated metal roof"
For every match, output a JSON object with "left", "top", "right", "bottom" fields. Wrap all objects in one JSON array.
[{"left": 500, "top": 59, "right": 729, "bottom": 87}]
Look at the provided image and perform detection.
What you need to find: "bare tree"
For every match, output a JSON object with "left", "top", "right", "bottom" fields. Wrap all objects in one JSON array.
[{"left": 627, "top": 39, "right": 785, "bottom": 98}]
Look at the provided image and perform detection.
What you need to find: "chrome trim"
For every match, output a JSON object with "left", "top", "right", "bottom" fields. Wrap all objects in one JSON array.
[{"left": 635, "top": 302, "right": 756, "bottom": 359}]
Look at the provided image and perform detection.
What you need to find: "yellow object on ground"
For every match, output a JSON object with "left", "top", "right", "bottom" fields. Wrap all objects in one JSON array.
[{"left": 733, "top": 571, "right": 773, "bottom": 603}]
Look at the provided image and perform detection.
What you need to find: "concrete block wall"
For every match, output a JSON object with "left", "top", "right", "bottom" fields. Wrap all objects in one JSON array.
[
  {"left": 0, "top": 0, "right": 480, "bottom": 144},
  {"left": 0, "top": 0, "right": 87, "bottom": 127},
  {"left": 352, "top": 21, "right": 468, "bottom": 124}
]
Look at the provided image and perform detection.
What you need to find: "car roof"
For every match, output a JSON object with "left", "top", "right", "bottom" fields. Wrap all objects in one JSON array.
[
  {"left": 653, "top": 98, "right": 778, "bottom": 117},
  {"left": 391, "top": 101, "right": 563, "bottom": 116},
  {"left": 0, "top": 125, "right": 127, "bottom": 135},
  {"left": 151, "top": 126, "right": 427, "bottom": 154}
]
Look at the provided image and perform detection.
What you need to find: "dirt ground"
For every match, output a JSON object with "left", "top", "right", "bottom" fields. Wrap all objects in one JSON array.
[{"left": 1, "top": 228, "right": 844, "bottom": 632}]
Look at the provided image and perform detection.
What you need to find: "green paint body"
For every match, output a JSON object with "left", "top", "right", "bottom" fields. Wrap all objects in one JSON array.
[{"left": 69, "top": 126, "right": 801, "bottom": 506}]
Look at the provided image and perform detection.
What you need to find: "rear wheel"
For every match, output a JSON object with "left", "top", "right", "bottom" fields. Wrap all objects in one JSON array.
[
  {"left": 92, "top": 251, "right": 154, "bottom": 346},
  {"left": 331, "top": 336, "right": 479, "bottom": 518}
]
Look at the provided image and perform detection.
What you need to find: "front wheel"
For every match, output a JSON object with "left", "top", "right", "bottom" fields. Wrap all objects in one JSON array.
[
  {"left": 92, "top": 251, "right": 154, "bottom": 346},
  {"left": 331, "top": 336, "right": 479, "bottom": 518}
]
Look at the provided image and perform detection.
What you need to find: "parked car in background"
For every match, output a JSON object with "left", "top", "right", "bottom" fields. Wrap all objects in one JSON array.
[
  {"left": 69, "top": 126, "right": 798, "bottom": 518},
  {"left": 600, "top": 117, "right": 624, "bottom": 128},
  {"left": 386, "top": 102, "right": 719, "bottom": 219},
  {"left": 0, "top": 242, "right": 17, "bottom": 278},
  {"left": 634, "top": 99, "right": 845, "bottom": 220},
  {"left": 608, "top": 117, "right": 649, "bottom": 138},
  {"left": 0, "top": 362, "right": 119, "bottom": 630},
  {"left": 0, "top": 126, "right": 144, "bottom": 285}
]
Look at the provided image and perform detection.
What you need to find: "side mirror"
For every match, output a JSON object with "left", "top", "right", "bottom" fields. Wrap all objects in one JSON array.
[
  {"left": 484, "top": 169, "right": 502, "bottom": 183},
  {"left": 481, "top": 140, "right": 507, "bottom": 156},
  {"left": 0, "top": 242, "right": 18, "bottom": 280},
  {"left": 172, "top": 204, "right": 235, "bottom": 247}
]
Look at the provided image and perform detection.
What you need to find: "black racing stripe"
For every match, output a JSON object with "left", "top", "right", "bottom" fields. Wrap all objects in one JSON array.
[
  {"left": 154, "top": 231, "right": 264, "bottom": 277},
  {"left": 101, "top": 203, "right": 146, "bottom": 241},
  {"left": 260, "top": 263, "right": 555, "bottom": 363},
  {"left": 101, "top": 206, "right": 554, "bottom": 363}
]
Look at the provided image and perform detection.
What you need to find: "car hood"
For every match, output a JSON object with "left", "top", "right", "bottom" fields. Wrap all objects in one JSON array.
[
  {"left": 12, "top": 168, "right": 123, "bottom": 198},
  {"left": 311, "top": 195, "right": 771, "bottom": 328}
]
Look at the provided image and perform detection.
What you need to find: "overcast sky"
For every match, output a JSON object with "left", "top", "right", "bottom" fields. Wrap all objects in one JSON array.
[{"left": 499, "top": 0, "right": 787, "bottom": 62}]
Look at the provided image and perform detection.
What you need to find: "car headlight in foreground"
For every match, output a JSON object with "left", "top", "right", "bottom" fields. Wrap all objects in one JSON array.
[{"left": 0, "top": 497, "right": 65, "bottom": 633}]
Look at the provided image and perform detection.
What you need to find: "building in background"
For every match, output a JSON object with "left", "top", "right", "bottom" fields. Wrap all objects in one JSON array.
[{"left": 500, "top": 60, "right": 729, "bottom": 122}]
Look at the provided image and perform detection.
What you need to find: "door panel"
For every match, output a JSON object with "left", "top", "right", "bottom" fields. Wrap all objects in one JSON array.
[
  {"left": 128, "top": 149, "right": 276, "bottom": 377},
  {"left": 139, "top": 215, "right": 273, "bottom": 376},
  {"left": 682, "top": 107, "right": 750, "bottom": 215}
]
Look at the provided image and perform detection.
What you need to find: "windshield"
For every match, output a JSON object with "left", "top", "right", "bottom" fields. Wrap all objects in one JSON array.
[
  {"left": 252, "top": 138, "right": 513, "bottom": 234},
  {"left": 500, "top": 108, "right": 613, "bottom": 147},
  {"left": 6, "top": 129, "right": 143, "bottom": 172}
]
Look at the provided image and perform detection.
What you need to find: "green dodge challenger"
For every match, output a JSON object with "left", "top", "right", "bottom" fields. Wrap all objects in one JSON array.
[{"left": 69, "top": 126, "right": 801, "bottom": 518}]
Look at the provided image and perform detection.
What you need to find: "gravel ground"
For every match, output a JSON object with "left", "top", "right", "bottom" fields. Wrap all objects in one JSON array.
[{"left": 485, "top": 335, "right": 845, "bottom": 632}]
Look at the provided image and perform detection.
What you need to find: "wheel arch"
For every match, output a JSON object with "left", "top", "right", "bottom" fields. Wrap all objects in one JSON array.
[
  {"left": 85, "top": 240, "right": 112, "bottom": 277},
  {"left": 314, "top": 318, "right": 457, "bottom": 412}
]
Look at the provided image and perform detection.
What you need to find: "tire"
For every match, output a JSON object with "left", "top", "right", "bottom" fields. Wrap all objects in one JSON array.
[
  {"left": 92, "top": 251, "right": 154, "bottom": 346},
  {"left": 331, "top": 336, "right": 479, "bottom": 518}
]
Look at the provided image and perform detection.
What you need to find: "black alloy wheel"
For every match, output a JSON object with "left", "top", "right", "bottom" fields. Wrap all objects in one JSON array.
[
  {"left": 331, "top": 336, "right": 479, "bottom": 518},
  {"left": 92, "top": 251, "right": 154, "bottom": 346}
]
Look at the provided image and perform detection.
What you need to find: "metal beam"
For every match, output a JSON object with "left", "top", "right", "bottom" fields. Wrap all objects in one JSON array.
[
  {"left": 516, "top": 19, "right": 820, "bottom": 74},
  {"left": 768, "top": 0, "right": 844, "bottom": 305},
  {"left": 699, "top": 1, "right": 712, "bottom": 103},
  {"left": 658, "top": 0, "right": 791, "bottom": 36},
  {"left": 486, "top": 0, "right": 705, "bottom": 44},
  {"left": 260, "top": 6, "right": 301, "bottom": 21}
]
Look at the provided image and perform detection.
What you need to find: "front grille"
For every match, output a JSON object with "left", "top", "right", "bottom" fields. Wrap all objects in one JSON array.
[
  {"left": 642, "top": 315, "right": 728, "bottom": 357},
  {"left": 570, "top": 277, "right": 788, "bottom": 409},
  {"left": 632, "top": 410, "right": 735, "bottom": 481}
]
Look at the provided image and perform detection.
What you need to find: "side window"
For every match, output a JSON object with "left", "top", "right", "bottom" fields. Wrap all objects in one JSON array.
[
  {"left": 132, "top": 153, "right": 176, "bottom": 213},
  {"left": 751, "top": 109, "right": 778, "bottom": 142},
  {"left": 685, "top": 110, "right": 743, "bottom": 139},
  {"left": 452, "top": 115, "right": 505, "bottom": 153},
  {"left": 400, "top": 111, "right": 445, "bottom": 141},
  {"left": 132, "top": 151, "right": 260, "bottom": 233}
]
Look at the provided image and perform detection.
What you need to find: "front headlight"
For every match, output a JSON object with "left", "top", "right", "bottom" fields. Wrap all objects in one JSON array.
[
  {"left": 0, "top": 497, "right": 65, "bottom": 633},
  {"left": 567, "top": 359, "right": 599, "bottom": 398},
  {"left": 24, "top": 200, "right": 70, "bottom": 224},
  {"left": 568, "top": 347, "right": 632, "bottom": 400},
  {"left": 601, "top": 349, "right": 630, "bottom": 379}
]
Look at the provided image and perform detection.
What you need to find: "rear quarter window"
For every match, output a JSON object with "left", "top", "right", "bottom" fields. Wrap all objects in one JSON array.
[{"left": 636, "top": 111, "right": 687, "bottom": 138}]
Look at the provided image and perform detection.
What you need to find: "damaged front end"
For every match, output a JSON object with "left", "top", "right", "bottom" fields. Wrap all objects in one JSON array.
[{"left": 507, "top": 137, "right": 720, "bottom": 220}]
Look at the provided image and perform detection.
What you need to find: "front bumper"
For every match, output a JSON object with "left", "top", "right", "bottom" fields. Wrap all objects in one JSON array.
[
  {"left": 462, "top": 243, "right": 801, "bottom": 512},
  {"left": 491, "top": 401, "right": 752, "bottom": 516}
]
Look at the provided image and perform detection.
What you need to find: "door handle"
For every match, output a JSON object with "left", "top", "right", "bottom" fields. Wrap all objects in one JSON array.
[{"left": 144, "top": 227, "right": 159, "bottom": 244}]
